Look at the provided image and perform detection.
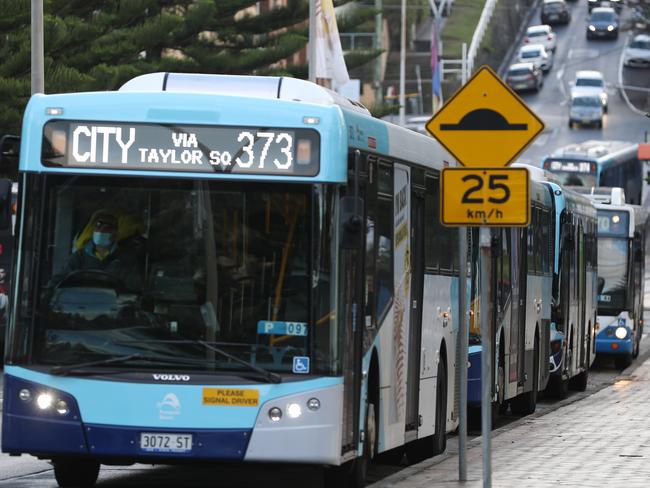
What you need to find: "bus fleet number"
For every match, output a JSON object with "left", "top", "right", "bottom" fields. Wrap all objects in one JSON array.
[{"left": 461, "top": 174, "right": 510, "bottom": 204}]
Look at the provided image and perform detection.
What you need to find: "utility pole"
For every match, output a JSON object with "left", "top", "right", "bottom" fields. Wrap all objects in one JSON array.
[
  {"left": 309, "top": 0, "right": 317, "bottom": 83},
  {"left": 31, "top": 0, "right": 45, "bottom": 94},
  {"left": 374, "top": 0, "right": 383, "bottom": 106},
  {"left": 399, "top": 0, "right": 407, "bottom": 127}
]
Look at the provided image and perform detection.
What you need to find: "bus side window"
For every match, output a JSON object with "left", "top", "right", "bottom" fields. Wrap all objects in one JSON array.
[
  {"left": 424, "top": 174, "right": 439, "bottom": 273},
  {"left": 376, "top": 162, "right": 393, "bottom": 321}
]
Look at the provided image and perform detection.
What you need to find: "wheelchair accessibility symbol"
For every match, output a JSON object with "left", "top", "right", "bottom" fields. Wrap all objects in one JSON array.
[{"left": 292, "top": 356, "right": 310, "bottom": 374}]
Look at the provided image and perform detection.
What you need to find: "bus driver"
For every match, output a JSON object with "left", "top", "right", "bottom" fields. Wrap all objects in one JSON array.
[{"left": 51, "top": 210, "right": 144, "bottom": 291}]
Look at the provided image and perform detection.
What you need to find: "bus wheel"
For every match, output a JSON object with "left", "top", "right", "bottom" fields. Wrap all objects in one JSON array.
[
  {"left": 53, "top": 459, "right": 100, "bottom": 488},
  {"left": 615, "top": 353, "right": 633, "bottom": 370},
  {"left": 570, "top": 368, "right": 588, "bottom": 392},
  {"left": 511, "top": 336, "right": 539, "bottom": 415},
  {"left": 352, "top": 402, "right": 376, "bottom": 487},
  {"left": 432, "top": 360, "right": 447, "bottom": 455}
]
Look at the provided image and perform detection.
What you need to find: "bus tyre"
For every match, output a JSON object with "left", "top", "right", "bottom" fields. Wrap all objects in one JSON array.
[
  {"left": 570, "top": 368, "right": 588, "bottom": 392},
  {"left": 432, "top": 360, "right": 447, "bottom": 455},
  {"left": 615, "top": 353, "right": 633, "bottom": 370},
  {"left": 53, "top": 459, "right": 100, "bottom": 488},
  {"left": 352, "top": 402, "right": 376, "bottom": 487},
  {"left": 510, "top": 336, "right": 538, "bottom": 415}
]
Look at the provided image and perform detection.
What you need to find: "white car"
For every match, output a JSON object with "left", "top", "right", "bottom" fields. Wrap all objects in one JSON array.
[
  {"left": 569, "top": 94, "right": 604, "bottom": 129},
  {"left": 623, "top": 34, "right": 650, "bottom": 68},
  {"left": 518, "top": 44, "right": 553, "bottom": 72},
  {"left": 523, "top": 25, "right": 557, "bottom": 52},
  {"left": 570, "top": 70, "right": 608, "bottom": 113}
]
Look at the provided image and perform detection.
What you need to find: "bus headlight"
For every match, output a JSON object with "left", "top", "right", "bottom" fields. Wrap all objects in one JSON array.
[
  {"left": 36, "top": 393, "right": 54, "bottom": 410},
  {"left": 268, "top": 407, "right": 282, "bottom": 422},
  {"left": 615, "top": 327, "right": 627, "bottom": 340},
  {"left": 18, "top": 389, "right": 32, "bottom": 402},
  {"left": 286, "top": 403, "right": 302, "bottom": 419},
  {"left": 307, "top": 398, "right": 321, "bottom": 411},
  {"left": 55, "top": 400, "right": 70, "bottom": 416}
]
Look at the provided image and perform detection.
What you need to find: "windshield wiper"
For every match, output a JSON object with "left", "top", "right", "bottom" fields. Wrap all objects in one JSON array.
[
  {"left": 109, "top": 339, "right": 283, "bottom": 383},
  {"left": 49, "top": 353, "right": 209, "bottom": 376},
  {"left": 197, "top": 340, "right": 282, "bottom": 384}
]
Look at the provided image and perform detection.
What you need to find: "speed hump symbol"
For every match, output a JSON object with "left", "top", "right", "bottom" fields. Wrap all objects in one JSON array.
[
  {"left": 441, "top": 167, "right": 530, "bottom": 226},
  {"left": 426, "top": 66, "right": 544, "bottom": 167}
]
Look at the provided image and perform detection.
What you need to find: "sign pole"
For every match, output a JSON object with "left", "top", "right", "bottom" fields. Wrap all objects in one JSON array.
[
  {"left": 458, "top": 226, "right": 468, "bottom": 481},
  {"left": 479, "top": 226, "right": 492, "bottom": 488},
  {"left": 458, "top": 41, "right": 469, "bottom": 482}
]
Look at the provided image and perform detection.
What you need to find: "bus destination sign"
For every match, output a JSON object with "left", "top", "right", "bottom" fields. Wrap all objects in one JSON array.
[{"left": 42, "top": 121, "right": 320, "bottom": 176}]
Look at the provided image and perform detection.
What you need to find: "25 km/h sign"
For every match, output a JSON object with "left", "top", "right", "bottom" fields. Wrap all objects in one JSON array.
[{"left": 441, "top": 167, "right": 530, "bottom": 226}]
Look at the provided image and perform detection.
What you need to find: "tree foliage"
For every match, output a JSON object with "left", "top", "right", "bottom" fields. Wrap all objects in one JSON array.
[{"left": 0, "top": 0, "right": 380, "bottom": 136}]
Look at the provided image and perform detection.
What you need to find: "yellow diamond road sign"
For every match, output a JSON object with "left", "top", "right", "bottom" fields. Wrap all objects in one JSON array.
[{"left": 426, "top": 66, "right": 544, "bottom": 167}]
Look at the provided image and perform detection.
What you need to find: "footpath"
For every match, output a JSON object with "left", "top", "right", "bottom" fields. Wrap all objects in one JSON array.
[{"left": 372, "top": 358, "right": 650, "bottom": 487}]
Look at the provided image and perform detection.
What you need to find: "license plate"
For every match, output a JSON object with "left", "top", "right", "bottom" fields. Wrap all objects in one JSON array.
[
  {"left": 139, "top": 432, "right": 192, "bottom": 453},
  {"left": 515, "top": 84, "right": 527, "bottom": 89},
  {"left": 549, "top": 14, "right": 558, "bottom": 20}
]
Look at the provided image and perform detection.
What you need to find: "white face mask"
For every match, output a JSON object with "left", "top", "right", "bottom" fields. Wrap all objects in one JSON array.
[{"left": 92, "top": 231, "right": 114, "bottom": 247}]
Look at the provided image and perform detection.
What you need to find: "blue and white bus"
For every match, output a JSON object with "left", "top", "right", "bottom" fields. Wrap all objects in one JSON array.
[
  {"left": 590, "top": 190, "right": 647, "bottom": 368},
  {"left": 541, "top": 140, "right": 643, "bottom": 205},
  {"left": 1, "top": 73, "right": 462, "bottom": 487},
  {"left": 467, "top": 177, "right": 554, "bottom": 418},
  {"left": 541, "top": 182, "right": 598, "bottom": 397}
]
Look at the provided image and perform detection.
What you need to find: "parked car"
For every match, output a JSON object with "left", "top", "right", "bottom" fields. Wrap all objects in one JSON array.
[
  {"left": 518, "top": 44, "right": 554, "bottom": 72},
  {"left": 524, "top": 25, "right": 558, "bottom": 52},
  {"left": 588, "top": 0, "right": 622, "bottom": 12},
  {"left": 623, "top": 34, "right": 650, "bottom": 68},
  {"left": 541, "top": 0, "right": 571, "bottom": 25},
  {"left": 570, "top": 70, "right": 608, "bottom": 112},
  {"left": 586, "top": 7, "right": 619, "bottom": 40},
  {"left": 569, "top": 94, "right": 604, "bottom": 128},
  {"left": 506, "top": 63, "right": 544, "bottom": 92}
]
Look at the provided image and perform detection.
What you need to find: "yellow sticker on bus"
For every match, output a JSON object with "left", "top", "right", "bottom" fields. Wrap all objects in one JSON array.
[{"left": 202, "top": 388, "right": 260, "bottom": 407}]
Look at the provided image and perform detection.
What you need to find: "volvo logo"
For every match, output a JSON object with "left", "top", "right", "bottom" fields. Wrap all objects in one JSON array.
[{"left": 153, "top": 374, "right": 191, "bottom": 382}]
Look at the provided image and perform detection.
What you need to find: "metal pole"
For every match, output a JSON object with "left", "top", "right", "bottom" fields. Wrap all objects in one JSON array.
[
  {"left": 374, "top": 0, "right": 383, "bottom": 105},
  {"left": 31, "top": 0, "right": 44, "bottom": 94},
  {"left": 309, "top": 0, "right": 317, "bottom": 83},
  {"left": 461, "top": 43, "right": 468, "bottom": 85},
  {"left": 399, "top": 0, "right": 407, "bottom": 127},
  {"left": 458, "top": 227, "right": 468, "bottom": 481},
  {"left": 479, "top": 227, "right": 492, "bottom": 488}
]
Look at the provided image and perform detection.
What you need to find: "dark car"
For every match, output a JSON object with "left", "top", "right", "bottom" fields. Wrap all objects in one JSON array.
[
  {"left": 541, "top": 0, "right": 571, "bottom": 25},
  {"left": 587, "top": 0, "right": 622, "bottom": 12},
  {"left": 586, "top": 7, "right": 619, "bottom": 40},
  {"left": 506, "top": 63, "right": 544, "bottom": 92}
]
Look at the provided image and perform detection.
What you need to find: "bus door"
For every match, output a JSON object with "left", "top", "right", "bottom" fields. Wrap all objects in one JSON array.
[
  {"left": 577, "top": 224, "right": 587, "bottom": 368},
  {"left": 338, "top": 172, "right": 366, "bottom": 452},
  {"left": 509, "top": 226, "right": 527, "bottom": 386},
  {"left": 406, "top": 183, "right": 424, "bottom": 433}
]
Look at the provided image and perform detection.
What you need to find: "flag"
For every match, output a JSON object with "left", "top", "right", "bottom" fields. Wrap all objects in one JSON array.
[
  {"left": 431, "top": 22, "right": 442, "bottom": 113},
  {"left": 314, "top": 0, "right": 350, "bottom": 87}
]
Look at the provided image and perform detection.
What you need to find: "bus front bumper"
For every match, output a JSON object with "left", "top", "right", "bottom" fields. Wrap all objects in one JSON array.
[{"left": 1, "top": 369, "right": 343, "bottom": 465}]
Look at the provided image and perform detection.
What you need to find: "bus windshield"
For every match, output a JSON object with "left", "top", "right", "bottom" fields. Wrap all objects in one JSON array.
[
  {"left": 542, "top": 159, "right": 597, "bottom": 188},
  {"left": 597, "top": 237, "right": 628, "bottom": 313},
  {"left": 14, "top": 175, "right": 339, "bottom": 375}
]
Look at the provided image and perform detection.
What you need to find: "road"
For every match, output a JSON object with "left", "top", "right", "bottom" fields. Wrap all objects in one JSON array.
[{"left": 516, "top": 0, "right": 650, "bottom": 166}]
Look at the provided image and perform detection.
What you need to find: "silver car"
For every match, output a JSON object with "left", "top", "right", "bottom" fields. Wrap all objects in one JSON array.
[
  {"left": 568, "top": 94, "right": 604, "bottom": 128},
  {"left": 623, "top": 34, "right": 650, "bottom": 68}
]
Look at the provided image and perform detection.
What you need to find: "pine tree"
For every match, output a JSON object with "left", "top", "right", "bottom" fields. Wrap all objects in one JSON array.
[{"left": 0, "top": 0, "right": 380, "bottom": 136}]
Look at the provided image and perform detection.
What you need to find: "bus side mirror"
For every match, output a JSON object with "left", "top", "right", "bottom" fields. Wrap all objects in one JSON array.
[
  {"left": 339, "top": 196, "right": 364, "bottom": 249},
  {"left": 0, "top": 135, "right": 20, "bottom": 174},
  {"left": 0, "top": 179, "right": 12, "bottom": 230}
]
